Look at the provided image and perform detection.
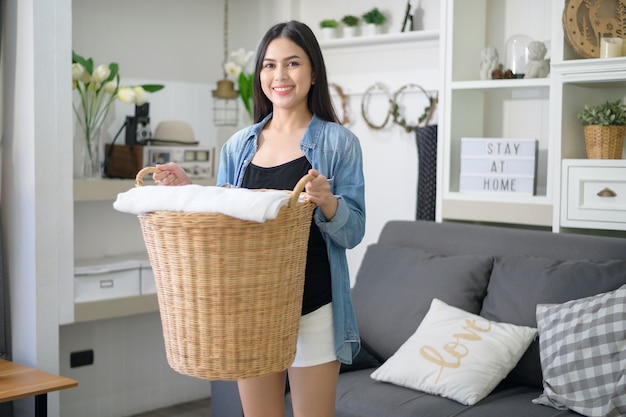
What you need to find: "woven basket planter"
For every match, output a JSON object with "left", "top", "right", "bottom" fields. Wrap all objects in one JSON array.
[{"left": 584, "top": 125, "right": 625, "bottom": 159}]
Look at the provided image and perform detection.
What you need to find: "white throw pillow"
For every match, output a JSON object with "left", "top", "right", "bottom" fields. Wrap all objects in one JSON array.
[
  {"left": 533, "top": 285, "right": 626, "bottom": 417},
  {"left": 370, "top": 298, "right": 537, "bottom": 405}
]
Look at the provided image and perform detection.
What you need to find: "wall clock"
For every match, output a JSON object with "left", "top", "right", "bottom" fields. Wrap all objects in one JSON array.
[{"left": 563, "top": 0, "right": 626, "bottom": 58}]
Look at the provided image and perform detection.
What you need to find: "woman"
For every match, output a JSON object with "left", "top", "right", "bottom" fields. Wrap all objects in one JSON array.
[{"left": 154, "top": 20, "right": 365, "bottom": 417}]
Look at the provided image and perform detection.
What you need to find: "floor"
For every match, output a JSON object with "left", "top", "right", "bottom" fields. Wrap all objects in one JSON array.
[{"left": 127, "top": 398, "right": 211, "bottom": 417}]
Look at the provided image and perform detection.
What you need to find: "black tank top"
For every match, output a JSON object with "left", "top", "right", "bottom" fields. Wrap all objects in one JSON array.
[{"left": 242, "top": 156, "right": 332, "bottom": 315}]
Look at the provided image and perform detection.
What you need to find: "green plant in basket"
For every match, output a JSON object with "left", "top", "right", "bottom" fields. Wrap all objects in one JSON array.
[
  {"left": 576, "top": 100, "right": 626, "bottom": 159},
  {"left": 576, "top": 100, "right": 626, "bottom": 126}
]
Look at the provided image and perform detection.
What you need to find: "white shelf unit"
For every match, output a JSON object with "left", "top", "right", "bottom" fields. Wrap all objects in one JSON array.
[
  {"left": 439, "top": 0, "right": 626, "bottom": 234},
  {"left": 439, "top": 0, "right": 553, "bottom": 227}
]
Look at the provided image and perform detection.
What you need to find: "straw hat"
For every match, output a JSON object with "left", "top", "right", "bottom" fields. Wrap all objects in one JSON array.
[{"left": 151, "top": 121, "right": 198, "bottom": 145}]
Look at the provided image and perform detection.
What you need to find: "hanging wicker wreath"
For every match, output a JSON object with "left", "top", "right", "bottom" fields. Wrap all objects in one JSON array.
[
  {"left": 360, "top": 83, "right": 393, "bottom": 130},
  {"left": 391, "top": 83, "right": 438, "bottom": 133},
  {"left": 329, "top": 83, "right": 350, "bottom": 125}
]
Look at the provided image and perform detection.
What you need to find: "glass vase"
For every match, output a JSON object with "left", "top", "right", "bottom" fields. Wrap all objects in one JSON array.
[{"left": 78, "top": 125, "right": 103, "bottom": 179}]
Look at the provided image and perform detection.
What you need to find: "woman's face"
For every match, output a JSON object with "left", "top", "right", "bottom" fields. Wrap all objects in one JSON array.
[{"left": 260, "top": 37, "right": 314, "bottom": 112}]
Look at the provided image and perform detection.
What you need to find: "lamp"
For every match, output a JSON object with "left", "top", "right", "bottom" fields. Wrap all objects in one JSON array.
[{"left": 212, "top": 0, "right": 239, "bottom": 126}]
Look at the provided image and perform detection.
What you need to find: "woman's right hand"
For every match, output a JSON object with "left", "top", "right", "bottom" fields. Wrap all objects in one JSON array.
[{"left": 153, "top": 162, "right": 192, "bottom": 186}]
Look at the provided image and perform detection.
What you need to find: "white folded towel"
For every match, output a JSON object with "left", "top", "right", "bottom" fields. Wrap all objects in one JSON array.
[{"left": 113, "top": 185, "right": 298, "bottom": 223}]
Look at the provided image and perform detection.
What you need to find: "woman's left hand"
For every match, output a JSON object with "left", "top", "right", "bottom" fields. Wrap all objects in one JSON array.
[{"left": 305, "top": 169, "right": 338, "bottom": 220}]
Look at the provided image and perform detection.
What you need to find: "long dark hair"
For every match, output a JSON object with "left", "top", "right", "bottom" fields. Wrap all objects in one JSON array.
[{"left": 252, "top": 20, "right": 339, "bottom": 124}]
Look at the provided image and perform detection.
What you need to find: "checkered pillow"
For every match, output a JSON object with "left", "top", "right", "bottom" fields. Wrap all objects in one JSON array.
[{"left": 533, "top": 285, "right": 626, "bottom": 417}]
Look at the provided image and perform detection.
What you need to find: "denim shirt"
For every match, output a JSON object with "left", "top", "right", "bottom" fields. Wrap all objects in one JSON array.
[{"left": 217, "top": 113, "right": 366, "bottom": 364}]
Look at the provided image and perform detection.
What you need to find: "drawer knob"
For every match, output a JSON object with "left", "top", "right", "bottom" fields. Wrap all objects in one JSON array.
[{"left": 597, "top": 187, "right": 617, "bottom": 198}]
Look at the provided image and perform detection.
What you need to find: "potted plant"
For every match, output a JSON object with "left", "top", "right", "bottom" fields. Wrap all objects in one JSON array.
[
  {"left": 341, "top": 15, "right": 360, "bottom": 37},
  {"left": 361, "top": 7, "right": 386, "bottom": 36},
  {"left": 319, "top": 19, "right": 339, "bottom": 40},
  {"left": 577, "top": 100, "right": 626, "bottom": 159}
]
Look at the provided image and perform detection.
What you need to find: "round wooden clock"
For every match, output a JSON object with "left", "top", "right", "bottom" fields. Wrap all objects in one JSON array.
[{"left": 563, "top": 0, "right": 626, "bottom": 58}]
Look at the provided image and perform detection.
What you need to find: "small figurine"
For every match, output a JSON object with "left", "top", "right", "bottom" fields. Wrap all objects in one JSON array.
[
  {"left": 524, "top": 41, "right": 550, "bottom": 79},
  {"left": 479, "top": 46, "right": 499, "bottom": 80}
]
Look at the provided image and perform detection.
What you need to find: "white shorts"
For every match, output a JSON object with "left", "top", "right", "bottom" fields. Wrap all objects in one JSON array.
[{"left": 290, "top": 303, "right": 336, "bottom": 368}]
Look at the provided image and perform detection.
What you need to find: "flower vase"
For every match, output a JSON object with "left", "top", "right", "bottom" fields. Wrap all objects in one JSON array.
[{"left": 78, "top": 126, "right": 103, "bottom": 179}]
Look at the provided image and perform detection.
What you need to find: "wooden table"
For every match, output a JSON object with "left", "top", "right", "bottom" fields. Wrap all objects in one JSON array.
[{"left": 0, "top": 359, "right": 78, "bottom": 417}]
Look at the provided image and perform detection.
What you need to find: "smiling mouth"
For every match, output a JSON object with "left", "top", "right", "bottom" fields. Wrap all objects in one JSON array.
[{"left": 273, "top": 86, "right": 293, "bottom": 92}]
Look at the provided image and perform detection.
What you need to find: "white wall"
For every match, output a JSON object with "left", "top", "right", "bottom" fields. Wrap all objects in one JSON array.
[
  {"left": 320, "top": 36, "right": 440, "bottom": 283},
  {"left": 300, "top": 0, "right": 440, "bottom": 37},
  {"left": 291, "top": 0, "right": 441, "bottom": 281}
]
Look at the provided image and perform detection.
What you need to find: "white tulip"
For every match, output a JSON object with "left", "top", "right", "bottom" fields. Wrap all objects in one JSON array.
[
  {"left": 230, "top": 48, "right": 254, "bottom": 67},
  {"left": 72, "top": 63, "right": 85, "bottom": 81},
  {"left": 80, "top": 72, "right": 92, "bottom": 83},
  {"left": 92, "top": 64, "right": 111, "bottom": 83},
  {"left": 117, "top": 87, "right": 136, "bottom": 104},
  {"left": 133, "top": 86, "right": 148, "bottom": 106},
  {"left": 224, "top": 62, "right": 242, "bottom": 79},
  {"left": 104, "top": 80, "right": 118, "bottom": 95}
]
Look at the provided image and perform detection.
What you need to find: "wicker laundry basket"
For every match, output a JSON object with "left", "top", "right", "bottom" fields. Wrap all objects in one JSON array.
[{"left": 134, "top": 167, "right": 316, "bottom": 380}]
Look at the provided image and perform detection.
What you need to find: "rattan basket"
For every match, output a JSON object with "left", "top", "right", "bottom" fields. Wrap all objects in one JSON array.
[
  {"left": 584, "top": 125, "right": 626, "bottom": 159},
  {"left": 134, "top": 167, "right": 316, "bottom": 380}
]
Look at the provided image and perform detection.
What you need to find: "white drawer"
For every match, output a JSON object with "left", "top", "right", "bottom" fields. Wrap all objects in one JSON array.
[
  {"left": 562, "top": 160, "right": 626, "bottom": 230},
  {"left": 74, "top": 256, "right": 144, "bottom": 303}
]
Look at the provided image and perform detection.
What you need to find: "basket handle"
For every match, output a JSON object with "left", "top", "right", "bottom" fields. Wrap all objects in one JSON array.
[
  {"left": 135, "top": 166, "right": 161, "bottom": 187},
  {"left": 290, "top": 173, "right": 316, "bottom": 207}
]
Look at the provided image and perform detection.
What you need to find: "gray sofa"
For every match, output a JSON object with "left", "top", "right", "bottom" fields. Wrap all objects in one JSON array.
[{"left": 212, "top": 220, "right": 626, "bottom": 417}]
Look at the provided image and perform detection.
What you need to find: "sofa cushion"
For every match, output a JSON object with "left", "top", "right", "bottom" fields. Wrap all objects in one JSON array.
[
  {"left": 351, "top": 244, "right": 493, "bottom": 360},
  {"left": 480, "top": 256, "right": 626, "bottom": 388},
  {"left": 370, "top": 299, "right": 536, "bottom": 405},
  {"left": 532, "top": 285, "right": 626, "bottom": 417},
  {"left": 339, "top": 344, "right": 381, "bottom": 373},
  {"left": 329, "top": 369, "right": 581, "bottom": 417}
]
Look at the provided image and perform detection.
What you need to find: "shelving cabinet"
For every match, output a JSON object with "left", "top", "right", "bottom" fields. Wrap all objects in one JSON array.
[{"left": 438, "top": 0, "right": 626, "bottom": 234}]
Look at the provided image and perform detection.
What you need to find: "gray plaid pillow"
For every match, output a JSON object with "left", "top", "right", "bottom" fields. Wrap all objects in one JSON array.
[{"left": 533, "top": 285, "right": 626, "bottom": 417}]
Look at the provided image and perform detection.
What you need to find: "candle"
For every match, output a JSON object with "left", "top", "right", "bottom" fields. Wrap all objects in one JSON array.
[{"left": 600, "top": 37, "right": 622, "bottom": 58}]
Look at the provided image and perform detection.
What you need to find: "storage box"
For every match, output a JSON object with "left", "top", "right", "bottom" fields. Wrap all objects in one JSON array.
[
  {"left": 459, "top": 138, "right": 538, "bottom": 195},
  {"left": 74, "top": 255, "right": 147, "bottom": 303}
]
